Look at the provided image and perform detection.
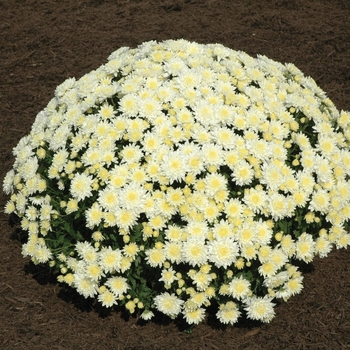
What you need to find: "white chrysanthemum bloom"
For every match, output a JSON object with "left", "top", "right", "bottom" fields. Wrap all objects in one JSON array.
[
  {"left": 224, "top": 198, "right": 244, "bottom": 220},
  {"left": 185, "top": 220, "right": 209, "bottom": 242},
  {"left": 163, "top": 241, "right": 182, "bottom": 264},
  {"left": 74, "top": 274, "right": 98, "bottom": 298},
  {"left": 105, "top": 276, "right": 129, "bottom": 297},
  {"left": 216, "top": 301, "right": 241, "bottom": 325},
  {"left": 159, "top": 151, "right": 186, "bottom": 183},
  {"left": 236, "top": 223, "right": 256, "bottom": 246},
  {"left": 3, "top": 169, "right": 15, "bottom": 195},
  {"left": 244, "top": 296, "right": 275, "bottom": 323},
  {"left": 268, "top": 192, "right": 289, "bottom": 220},
  {"left": 232, "top": 160, "right": 254, "bottom": 186},
  {"left": 75, "top": 242, "right": 98, "bottom": 262},
  {"left": 229, "top": 276, "right": 251, "bottom": 300},
  {"left": 120, "top": 144, "right": 143, "bottom": 164},
  {"left": 98, "top": 187, "right": 120, "bottom": 211},
  {"left": 154, "top": 292, "right": 183, "bottom": 318},
  {"left": 99, "top": 246, "right": 123, "bottom": 273},
  {"left": 145, "top": 247, "right": 166, "bottom": 268},
  {"left": 243, "top": 188, "right": 268, "bottom": 214},
  {"left": 191, "top": 271, "right": 213, "bottom": 291},
  {"left": 261, "top": 162, "right": 285, "bottom": 191},
  {"left": 86, "top": 262, "right": 104, "bottom": 281},
  {"left": 255, "top": 220, "right": 273, "bottom": 245},
  {"left": 159, "top": 267, "right": 178, "bottom": 286},
  {"left": 32, "top": 244, "right": 52, "bottom": 263},
  {"left": 309, "top": 189, "right": 330, "bottom": 214},
  {"left": 85, "top": 202, "right": 103, "bottom": 229},
  {"left": 70, "top": 173, "right": 94, "bottom": 202},
  {"left": 140, "top": 310, "right": 155, "bottom": 321},
  {"left": 18, "top": 157, "right": 39, "bottom": 182},
  {"left": 297, "top": 171, "right": 315, "bottom": 194},
  {"left": 98, "top": 289, "right": 117, "bottom": 308},
  {"left": 295, "top": 233, "right": 316, "bottom": 262},
  {"left": 183, "top": 307, "right": 206, "bottom": 325},
  {"left": 182, "top": 239, "right": 208, "bottom": 267},
  {"left": 204, "top": 173, "right": 227, "bottom": 196},
  {"left": 4, "top": 200, "right": 16, "bottom": 214},
  {"left": 208, "top": 238, "right": 239, "bottom": 268},
  {"left": 119, "top": 184, "right": 146, "bottom": 212},
  {"left": 212, "top": 219, "right": 234, "bottom": 239},
  {"left": 114, "top": 208, "right": 139, "bottom": 230}
]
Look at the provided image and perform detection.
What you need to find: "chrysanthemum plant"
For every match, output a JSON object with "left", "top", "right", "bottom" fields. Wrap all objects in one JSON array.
[{"left": 4, "top": 40, "right": 350, "bottom": 327}]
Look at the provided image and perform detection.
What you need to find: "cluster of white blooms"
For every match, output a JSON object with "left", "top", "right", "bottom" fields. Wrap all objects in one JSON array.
[{"left": 3, "top": 39, "right": 350, "bottom": 326}]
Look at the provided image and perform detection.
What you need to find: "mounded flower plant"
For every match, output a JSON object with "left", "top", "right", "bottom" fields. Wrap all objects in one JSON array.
[{"left": 3, "top": 39, "right": 350, "bottom": 326}]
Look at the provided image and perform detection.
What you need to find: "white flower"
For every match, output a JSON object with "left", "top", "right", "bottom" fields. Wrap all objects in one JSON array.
[
  {"left": 160, "top": 149, "right": 188, "bottom": 184},
  {"left": 145, "top": 247, "right": 166, "bottom": 268},
  {"left": 201, "top": 143, "right": 224, "bottom": 167},
  {"left": 3, "top": 170, "right": 15, "bottom": 194},
  {"left": 74, "top": 274, "right": 98, "bottom": 298},
  {"left": 244, "top": 296, "right": 275, "bottom": 323},
  {"left": 243, "top": 187, "right": 268, "bottom": 214},
  {"left": 98, "top": 289, "right": 117, "bottom": 307},
  {"left": 183, "top": 307, "right": 206, "bottom": 325},
  {"left": 216, "top": 301, "right": 241, "bottom": 325},
  {"left": 191, "top": 271, "right": 213, "bottom": 291},
  {"left": 140, "top": 310, "right": 155, "bottom": 320},
  {"left": 106, "top": 276, "right": 129, "bottom": 296},
  {"left": 247, "top": 138, "right": 271, "bottom": 161},
  {"left": 163, "top": 241, "right": 182, "bottom": 264},
  {"left": 159, "top": 267, "right": 178, "bottom": 286},
  {"left": 85, "top": 202, "right": 103, "bottom": 228},
  {"left": 33, "top": 244, "right": 52, "bottom": 263},
  {"left": 19, "top": 157, "right": 39, "bottom": 181},
  {"left": 309, "top": 189, "right": 330, "bottom": 214},
  {"left": 52, "top": 149, "right": 69, "bottom": 170},
  {"left": 182, "top": 239, "right": 208, "bottom": 267},
  {"left": 98, "top": 187, "right": 120, "bottom": 211},
  {"left": 267, "top": 192, "right": 289, "bottom": 220},
  {"left": 208, "top": 238, "right": 239, "bottom": 268},
  {"left": 295, "top": 233, "right": 315, "bottom": 262},
  {"left": 76, "top": 241, "right": 98, "bottom": 262},
  {"left": 114, "top": 207, "right": 138, "bottom": 230},
  {"left": 231, "top": 160, "right": 254, "bottom": 186},
  {"left": 99, "top": 247, "right": 123, "bottom": 273},
  {"left": 154, "top": 292, "right": 183, "bottom": 318},
  {"left": 70, "top": 173, "right": 94, "bottom": 201},
  {"left": 119, "top": 184, "right": 146, "bottom": 213},
  {"left": 261, "top": 162, "right": 285, "bottom": 191},
  {"left": 185, "top": 220, "right": 209, "bottom": 242},
  {"left": 229, "top": 276, "right": 251, "bottom": 300},
  {"left": 204, "top": 173, "right": 227, "bottom": 196},
  {"left": 86, "top": 262, "right": 104, "bottom": 281},
  {"left": 120, "top": 144, "right": 143, "bottom": 164}
]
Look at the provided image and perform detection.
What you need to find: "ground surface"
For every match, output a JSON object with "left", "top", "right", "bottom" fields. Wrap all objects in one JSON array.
[{"left": 1, "top": 0, "right": 350, "bottom": 349}]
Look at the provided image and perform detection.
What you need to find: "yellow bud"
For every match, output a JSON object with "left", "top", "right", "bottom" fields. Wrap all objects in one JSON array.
[
  {"left": 178, "top": 279, "right": 185, "bottom": 288},
  {"left": 275, "top": 231, "right": 283, "bottom": 241},
  {"left": 155, "top": 242, "right": 163, "bottom": 249},
  {"left": 99, "top": 285, "right": 107, "bottom": 293}
]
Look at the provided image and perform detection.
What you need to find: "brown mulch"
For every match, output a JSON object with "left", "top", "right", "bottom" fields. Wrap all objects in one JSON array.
[{"left": 1, "top": 0, "right": 350, "bottom": 349}]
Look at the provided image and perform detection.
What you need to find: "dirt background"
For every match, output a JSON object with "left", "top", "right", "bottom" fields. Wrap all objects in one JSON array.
[{"left": 1, "top": 0, "right": 350, "bottom": 349}]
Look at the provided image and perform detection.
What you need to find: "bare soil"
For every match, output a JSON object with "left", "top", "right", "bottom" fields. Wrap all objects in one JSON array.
[{"left": 1, "top": 0, "right": 350, "bottom": 349}]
